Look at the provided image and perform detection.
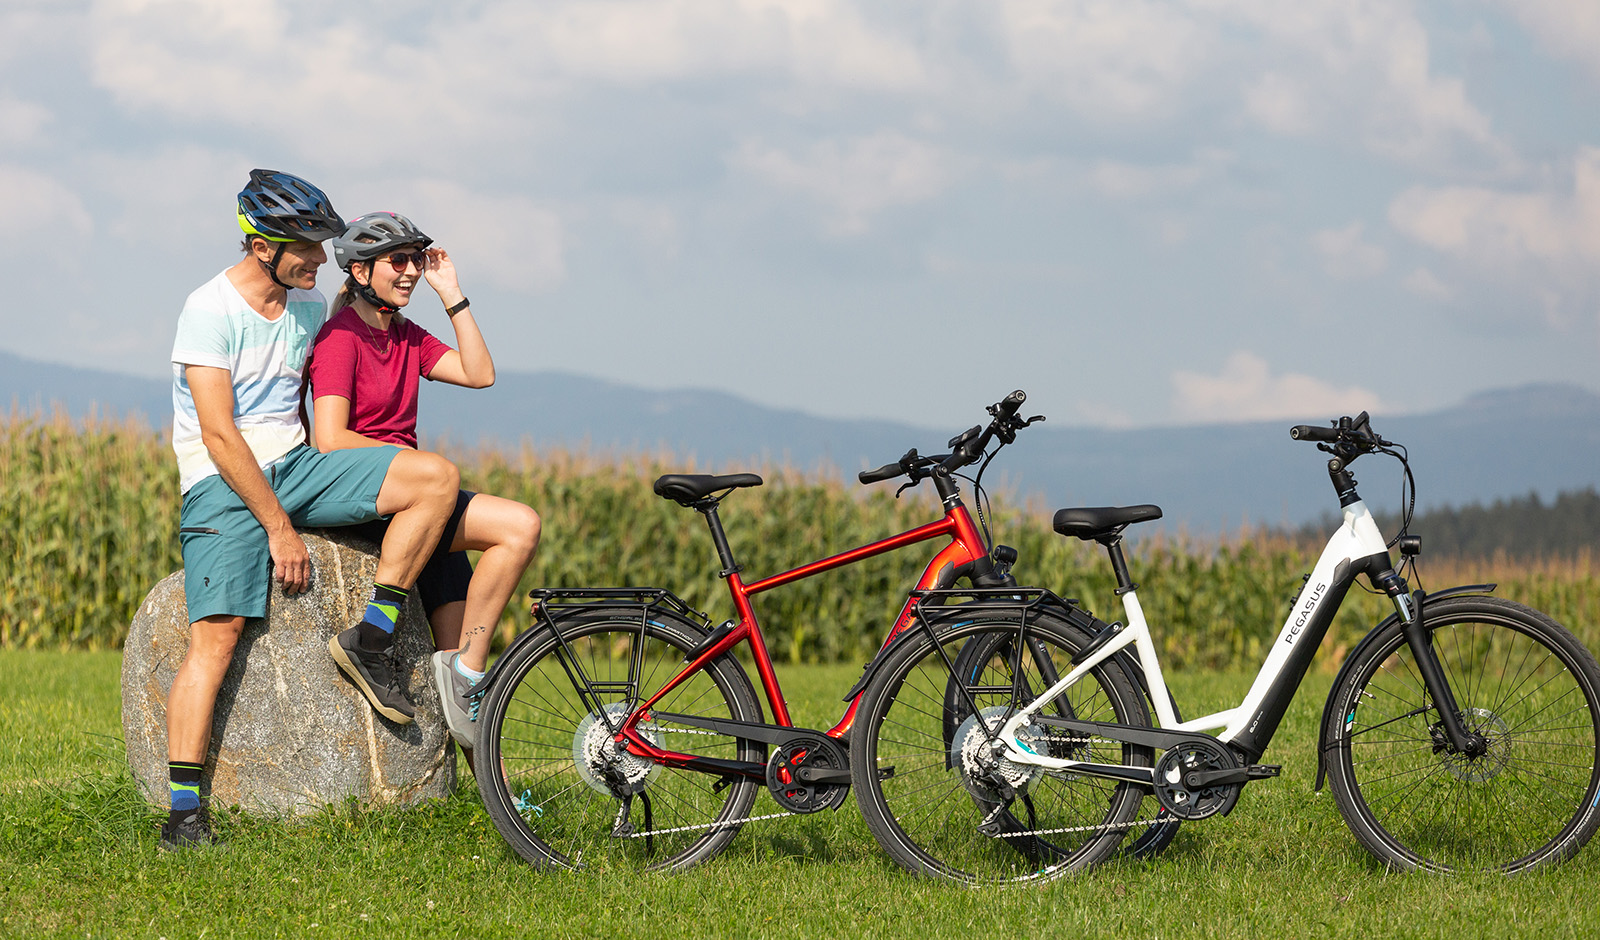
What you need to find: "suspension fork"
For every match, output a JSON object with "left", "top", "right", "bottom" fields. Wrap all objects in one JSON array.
[{"left": 1376, "top": 569, "right": 1485, "bottom": 758}]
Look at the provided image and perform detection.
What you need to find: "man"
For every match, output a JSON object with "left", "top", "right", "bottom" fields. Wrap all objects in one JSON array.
[{"left": 163, "top": 169, "right": 458, "bottom": 850}]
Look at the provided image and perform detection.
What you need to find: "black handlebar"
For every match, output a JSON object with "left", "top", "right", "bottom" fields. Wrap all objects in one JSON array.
[
  {"left": 1289, "top": 424, "right": 1339, "bottom": 443},
  {"left": 1290, "top": 411, "right": 1392, "bottom": 459},
  {"left": 859, "top": 391, "right": 1044, "bottom": 489},
  {"left": 858, "top": 462, "right": 903, "bottom": 485}
]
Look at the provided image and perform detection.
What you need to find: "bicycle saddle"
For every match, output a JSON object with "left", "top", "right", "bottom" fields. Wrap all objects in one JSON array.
[
  {"left": 653, "top": 473, "right": 764, "bottom": 505},
  {"left": 1052, "top": 505, "right": 1163, "bottom": 542}
]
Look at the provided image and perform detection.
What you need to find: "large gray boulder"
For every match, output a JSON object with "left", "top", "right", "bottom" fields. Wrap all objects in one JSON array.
[{"left": 122, "top": 528, "right": 455, "bottom": 815}]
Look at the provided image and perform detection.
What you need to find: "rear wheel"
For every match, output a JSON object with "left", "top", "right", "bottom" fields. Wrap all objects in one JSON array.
[
  {"left": 1326, "top": 596, "right": 1600, "bottom": 872},
  {"left": 476, "top": 610, "right": 764, "bottom": 872},
  {"left": 854, "top": 611, "right": 1153, "bottom": 884},
  {"left": 948, "top": 629, "right": 1181, "bottom": 860}
]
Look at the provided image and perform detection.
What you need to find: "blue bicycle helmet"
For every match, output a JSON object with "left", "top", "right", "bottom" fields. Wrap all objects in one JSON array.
[{"left": 237, "top": 169, "right": 344, "bottom": 243}]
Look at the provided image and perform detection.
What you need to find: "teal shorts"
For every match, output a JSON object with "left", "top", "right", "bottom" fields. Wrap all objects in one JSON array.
[{"left": 178, "top": 444, "right": 401, "bottom": 622}]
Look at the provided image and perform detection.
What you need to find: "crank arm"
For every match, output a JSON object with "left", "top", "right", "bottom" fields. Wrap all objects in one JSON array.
[{"left": 1185, "top": 764, "right": 1282, "bottom": 788}]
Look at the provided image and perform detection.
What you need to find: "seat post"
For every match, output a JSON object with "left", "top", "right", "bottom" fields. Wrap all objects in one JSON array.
[
  {"left": 695, "top": 499, "right": 742, "bottom": 577},
  {"left": 1098, "top": 533, "right": 1137, "bottom": 595}
]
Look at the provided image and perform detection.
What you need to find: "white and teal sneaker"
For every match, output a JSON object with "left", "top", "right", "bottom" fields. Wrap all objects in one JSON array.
[{"left": 431, "top": 651, "right": 483, "bottom": 749}]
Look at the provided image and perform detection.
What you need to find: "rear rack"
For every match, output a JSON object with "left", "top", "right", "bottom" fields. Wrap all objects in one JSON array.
[
  {"left": 907, "top": 586, "right": 1115, "bottom": 662},
  {"left": 526, "top": 587, "right": 711, "bottom": 627}
]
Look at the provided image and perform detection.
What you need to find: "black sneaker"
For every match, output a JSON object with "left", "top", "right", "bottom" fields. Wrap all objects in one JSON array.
[
  {"left": 329, "top": 627, "right": 416, "bottom": 724},
  {"left": 159, "top": 810, "right": 220, "bottom": 851}
]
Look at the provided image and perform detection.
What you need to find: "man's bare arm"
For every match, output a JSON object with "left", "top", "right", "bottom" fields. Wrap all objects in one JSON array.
[{"left": 186, "top": 365, "right": 310, "bottom": 594}]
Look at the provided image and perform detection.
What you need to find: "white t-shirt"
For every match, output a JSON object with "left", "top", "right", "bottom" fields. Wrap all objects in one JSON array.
[{"left": 170, "top": 270, "right": 328, "bottom": 493}]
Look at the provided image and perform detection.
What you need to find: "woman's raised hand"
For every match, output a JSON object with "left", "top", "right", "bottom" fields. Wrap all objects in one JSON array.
[{"left": 423, "top": 247, "right": 464, "bottom": 306}]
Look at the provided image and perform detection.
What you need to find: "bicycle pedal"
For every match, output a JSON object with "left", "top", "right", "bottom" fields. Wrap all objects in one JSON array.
[
  {"left": 876, "top": 765, "right": 896, "bottom": 781},
  {"left": 712, "top": 775, "right": 736, "bottom": 793},
  {"left": 1246, "top": 764, "right": 1282, "bottom": 779}
]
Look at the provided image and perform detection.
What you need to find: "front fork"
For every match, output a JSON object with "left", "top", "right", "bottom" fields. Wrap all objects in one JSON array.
[{"left": 1372, "top": 567, "right": 1487, "bottom": 758}]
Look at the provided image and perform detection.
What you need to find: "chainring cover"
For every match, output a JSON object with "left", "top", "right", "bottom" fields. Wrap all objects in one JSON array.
[
  {"left": 765, "top": 735, "right": 850, "bottom": 814},
  {"left": 1152, "top": 737, "right": 1241, "bottom": 820}
]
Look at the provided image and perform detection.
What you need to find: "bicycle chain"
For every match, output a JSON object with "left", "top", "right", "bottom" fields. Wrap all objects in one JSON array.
[
  {"left": 621, "top": 810, "right": 796, "bottom": 838},
  {"left": 616, "top": 724, "right": 1150, "bottom": 840},
  {"left": 979, "top": 813, "right": 1166, "bottom": 839}
]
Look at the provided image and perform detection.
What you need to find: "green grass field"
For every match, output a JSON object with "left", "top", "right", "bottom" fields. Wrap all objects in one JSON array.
[{"left": 2, "top": 650, "right": 1596, "bottom": 939}]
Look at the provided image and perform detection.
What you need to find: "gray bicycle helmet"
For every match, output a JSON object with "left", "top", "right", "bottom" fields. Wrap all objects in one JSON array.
[
  {"left": 331, "top": 212, "right": 433, "bottom": 271},
  {"left": 237, "top": 169, "right": 344, "bottom": 243}
]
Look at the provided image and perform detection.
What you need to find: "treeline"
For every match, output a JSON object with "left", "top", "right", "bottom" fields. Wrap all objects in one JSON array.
[
  {"left": 1295, "top": 489, "right": 1600, "bottom": 560},
  {"left": 5, "top": 413, "right": 1598, "bottom": 667}
]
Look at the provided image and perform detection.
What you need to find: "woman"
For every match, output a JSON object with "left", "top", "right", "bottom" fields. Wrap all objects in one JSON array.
[{"left": 308, "top": 211, "right": 540, "bottom": 752}]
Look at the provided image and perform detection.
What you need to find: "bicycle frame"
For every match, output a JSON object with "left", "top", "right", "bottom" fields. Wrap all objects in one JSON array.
[
  {"left": 996, "top": 498, "right": 1395, "bottom": 776},
  {"left": 614, "top": 493, "right": 992, "bottom": 772}
]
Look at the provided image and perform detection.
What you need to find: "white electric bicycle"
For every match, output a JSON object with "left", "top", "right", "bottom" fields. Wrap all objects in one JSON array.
[{"left": 850, "top": 412, "right": 1600, "bottom": 884}]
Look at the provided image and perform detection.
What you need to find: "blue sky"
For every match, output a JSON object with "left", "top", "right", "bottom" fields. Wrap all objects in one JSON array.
[{"left": 4, "top": 0, "right": 1598, "bottom": 429}]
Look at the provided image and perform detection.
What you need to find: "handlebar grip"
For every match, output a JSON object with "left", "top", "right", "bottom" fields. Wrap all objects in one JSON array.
[
  {"left": 997, "top": 390, "right": 1026, "bottom": 418},
  {"left": 1290, "top": 425, "right": 1339, "bottom": 442},
  {"left": 859, "top": 462, "right": 903, "bottom": 485}
]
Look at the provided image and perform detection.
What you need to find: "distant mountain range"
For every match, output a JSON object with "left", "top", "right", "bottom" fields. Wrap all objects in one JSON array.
[{"left": 6, "top": 348, "right": 1599, "bottom": 534}]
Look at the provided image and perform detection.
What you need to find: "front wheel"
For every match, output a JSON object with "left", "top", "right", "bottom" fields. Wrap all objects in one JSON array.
[
  {"left": 1325, "top": 596, "right": 1600, "bottom": 872},
  {"left": 476, "top": 610, "right": 765, "bottom": 872},
  {"left": 853, "top": 611, "right": 1153, "bottom": 884}
]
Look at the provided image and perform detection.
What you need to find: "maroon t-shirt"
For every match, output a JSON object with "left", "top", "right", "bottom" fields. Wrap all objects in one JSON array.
[{"left": 308, "top": 306, "right": 451, "bottom": 448}]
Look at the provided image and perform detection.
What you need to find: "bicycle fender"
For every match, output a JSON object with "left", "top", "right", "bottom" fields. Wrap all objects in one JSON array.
[
  {"left": 1312, "top": 583, "right": 1497, "bottom": 791},
  {"left": 476, "top": 593, "right": 712, "bottom": 696}
]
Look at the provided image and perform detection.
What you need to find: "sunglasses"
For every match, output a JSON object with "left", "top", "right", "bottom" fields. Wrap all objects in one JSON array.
[{"left": 379, "top": 250, "right": 428, "bottom": 271}]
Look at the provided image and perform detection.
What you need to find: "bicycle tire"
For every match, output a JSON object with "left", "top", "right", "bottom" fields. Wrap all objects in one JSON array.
[
  {"left": 947, "top": 629, "right": 1182, "bottom": 860},
  {"left": 1325, "top": 595, "right": 1600, "bottom": 872},
  {"left": 853, "top": 610, "right": 1153, "bottom": 884},
  {"left": 476, "top": 609, "right": 765, "bottom": 872}
]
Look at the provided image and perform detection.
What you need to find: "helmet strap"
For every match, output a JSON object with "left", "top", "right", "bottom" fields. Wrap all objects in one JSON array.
[
  {"left": 256, "top": 240, "right": 296, "bottom": 291},
  {"left": 355, "top": 280, "right": 400, "bottom": 316}
]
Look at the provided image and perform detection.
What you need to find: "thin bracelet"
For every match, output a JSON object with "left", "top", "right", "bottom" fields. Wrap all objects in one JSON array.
[{"left": 446, "top": 296, "right": 471, "bottom": 316}]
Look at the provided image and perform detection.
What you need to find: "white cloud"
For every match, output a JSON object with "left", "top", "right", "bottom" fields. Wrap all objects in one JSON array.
[
  {"left": 406, "top": 180, "right": 566, "bottom": 291},
  {"left": 996, "top": 0, "right": 1213, "bottom": 120},
  {"left": 1402, "top": 266, "right": 1452, "bottom": 301},
  {"left": 0, "top": 163, "right": 92, "bottom": 243},
  {"left": 1242, "top": 71, "right": 1315, "bottom": 136},
  {"left": 1491, "top": 0, "right": 1600, "bottom": 83},
  {"left": 87, "top": 145, "right": 248, "bottom": 245},
  {"left": 506, "top": 0, "right": 925, "bottom": 89},
  {"left": 1312, "top": 221, "right": 1387, "bottom": 279},
  {"left": 84, "top": 0, "right": 924, "bottom": 152},
  {"left": 1092, "top": 148, "right": 1234, "bottom": 199},
  {"left": 1171, "top": 351, "right": 1382, "bottom": 423},
  {"left": 1215, "top": 0, "right": 1509, "bottom": 168},
  {"left": 730, "top": 132, "right": 956, "bottom": 235},
  {"left": 1387, "top": 146, "right": 1600, "bottom": 312},
  {"left": 0, "top": 97, "right": 52, "bottom": 147}
]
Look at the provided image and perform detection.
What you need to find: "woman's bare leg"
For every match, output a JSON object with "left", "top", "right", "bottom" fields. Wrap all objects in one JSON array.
[{"left": 448, "top": 494, "right": 541, "bottom": 673}]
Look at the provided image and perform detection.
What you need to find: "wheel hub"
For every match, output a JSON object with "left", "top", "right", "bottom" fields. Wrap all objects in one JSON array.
[
  {"left": 573, "top": 703, "right": 661, "bottom": 797},
  {"left": 1440, "top": 707, "right": 1511, "bottom": 782}
]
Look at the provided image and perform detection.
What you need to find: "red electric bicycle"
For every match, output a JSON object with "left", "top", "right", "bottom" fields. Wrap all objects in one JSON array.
[{"left": 474, "top": 391, "right": 1068, "bottom": 871}]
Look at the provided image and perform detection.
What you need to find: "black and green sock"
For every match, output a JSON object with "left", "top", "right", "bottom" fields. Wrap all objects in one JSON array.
[
  {"left": 168, "top": 761, "right": 204, "bottom": 823},
  {"left": 356, "top": 583, "right": 407, "bottom": 650}
]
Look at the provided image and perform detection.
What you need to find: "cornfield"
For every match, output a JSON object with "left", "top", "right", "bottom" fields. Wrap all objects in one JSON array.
[{"left": 4, "top": 412, "right": 1597, "bottom": 670}]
